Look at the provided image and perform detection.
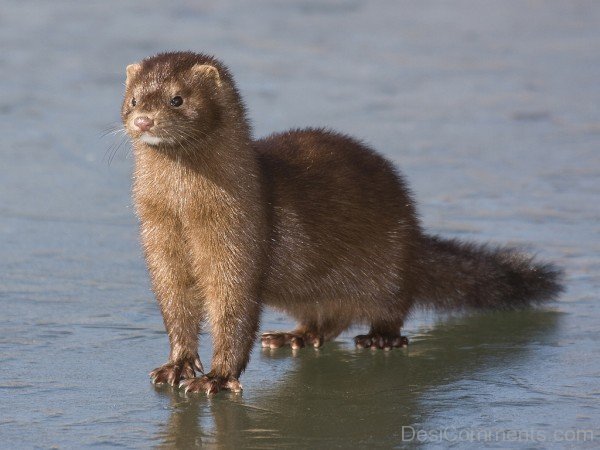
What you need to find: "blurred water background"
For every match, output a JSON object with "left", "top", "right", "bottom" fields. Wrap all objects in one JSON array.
[{"left": 0, "top": 1, "right": 599, "bottom": 448}]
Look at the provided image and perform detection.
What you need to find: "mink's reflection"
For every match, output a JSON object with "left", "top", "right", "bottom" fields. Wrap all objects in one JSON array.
[{"left": 153, "top": 310, "right": 561, "bottom": 448}]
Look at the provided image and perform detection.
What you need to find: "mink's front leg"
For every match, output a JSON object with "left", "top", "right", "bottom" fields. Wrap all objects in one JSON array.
[
  {"left": 180, "top": 284, "right": 261, "bottom": 395},
  {"left": 177, "top": 208, "right": 266, "bottom": 395},
  {"left": 140, "top": 212, "right": 205, "bottom": 386}
]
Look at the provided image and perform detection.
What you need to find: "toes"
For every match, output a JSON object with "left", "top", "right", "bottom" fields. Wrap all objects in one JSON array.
[
  {"left": 180, "top": 376, "right": 243, "bottom": 395},
  {"left": 290, "top": 336, "right": 305, "bottom": 349},
  {"left": 150, "top": 366, "right": 171, "bottom": 385},
  {"left": 354, "top": 335, "right": 372, "bottom": 348},
  {"left": 261, "top": 331, "right": 324, "bottom": 349},
  {"left": 181, "top": 364, "right": 195, "bottom": 381},
  {"left": 262, "top": 334, "right": 287, "bottom": 348},
  {"left": 166, "top": 365, "right": 182, "bottom": 386},
  {"left": 150, "top": 360, "right": 198, "bottom": 386},
  {"left": 179, "top": 377, "right": 205, "bottom": 394},
  {"left": 261, "top": 333, "right": 277, "bottom": 348},
  {"left": 260, "top": 333, "right": 277, "bottom": 348},
  {"left": 225, "top": 378, "right": 243, "bottom": 392},
  {"left": 152, "top": 373, "right": 168, "bottom": 385},
  {"left": 150, "top": 372, "right": 164, "bottom": 385},
  {"left": 308, "top": 335, "right": 323, "bottom": 348},
  {"left": 179, "top": 377, "right": 214, "bottom": 394},
  {"left": 370, "top": 335, "right": 385, "bottom": 350},
  {"left": 261, "top": 332, "right": 305, "bottom": 349},
  {"left": 391, "top": 336, "right": 409, "bottom": 348},
  {"left": 204, "top": 380, "right": 221, "bottom": 395},
  {"left": 355, "top": 334, "right": 409, "bottom": 350}
]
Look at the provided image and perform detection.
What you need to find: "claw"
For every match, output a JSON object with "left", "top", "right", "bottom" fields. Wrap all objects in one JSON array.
[
  {"left": 149, "top": 357, "right": 199, "bottom": 387},
  {"left": 179, "top": 375, "right": 243, "bottom": 395}
]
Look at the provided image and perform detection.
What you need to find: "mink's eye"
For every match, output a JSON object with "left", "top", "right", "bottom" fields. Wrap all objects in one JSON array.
[
  {"left": 131, "top": 97, "right": 136, "bottom": 107},
  {"left": 170, "top": 96, "right": 183, "bottom": 107}
]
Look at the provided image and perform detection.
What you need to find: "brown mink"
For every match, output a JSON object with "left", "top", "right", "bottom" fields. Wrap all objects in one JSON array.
[{"left": 120, "top": 51, "right": 562, "bottom": 394}]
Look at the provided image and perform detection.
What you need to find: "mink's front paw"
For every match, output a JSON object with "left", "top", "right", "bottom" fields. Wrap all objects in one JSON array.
[
  {"left": 179, "top": 374, "right": 242, "bottom": 395},
  {"left": 149, "top": 356, "right": 202, "bottom": 386}
]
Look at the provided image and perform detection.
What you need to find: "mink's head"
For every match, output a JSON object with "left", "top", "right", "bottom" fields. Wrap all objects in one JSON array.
[{"left": 121, "top": 51, "right": 245, "bottom": 148}]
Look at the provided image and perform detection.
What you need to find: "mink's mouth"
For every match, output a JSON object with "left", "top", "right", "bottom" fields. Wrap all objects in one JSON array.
[{"left": 139, "top": 132, "right": 163, "bottom": 146}]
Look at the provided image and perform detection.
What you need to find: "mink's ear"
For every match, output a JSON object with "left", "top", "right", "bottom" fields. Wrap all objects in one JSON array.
[
  {"left": 125, "top": 63, "right": 142, "bottom": 84},
  {"left": 191, "top": 64, "right": 221, "bottom": 85}
]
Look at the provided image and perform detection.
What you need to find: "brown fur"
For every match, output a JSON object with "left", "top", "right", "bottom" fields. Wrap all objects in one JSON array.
[{"left": 121, "top": 52, "right": 562, "bottom": 394}]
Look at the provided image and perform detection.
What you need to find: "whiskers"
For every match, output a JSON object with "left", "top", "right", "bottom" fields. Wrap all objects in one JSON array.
[
  {"left": 100, "top": 121, "right": 210, "bottom": 164},
  {"left": 161, "top": 123, "right": 209, "bottom": 158},
  {"left": 101, "top": 122, "right": 132, "bottom": 165}
]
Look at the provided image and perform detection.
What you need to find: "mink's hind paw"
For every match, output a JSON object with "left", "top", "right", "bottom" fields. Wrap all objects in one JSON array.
[
  {"left": 149, "top": 356, "right": 202, "bottom": 386},
  {"left": 354, "top": 333, "right": 408, "bottom": 350},
  {"left": 179, "top": 374, "right": 242, "bottom": 395},
  {"left": 261, "top": 331, "right": 323, "bottom": 349}
]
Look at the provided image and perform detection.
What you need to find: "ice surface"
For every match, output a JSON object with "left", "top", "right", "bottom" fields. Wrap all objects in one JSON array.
[{"left": 0, "top": 1, "right": 598, "bottom": 448}]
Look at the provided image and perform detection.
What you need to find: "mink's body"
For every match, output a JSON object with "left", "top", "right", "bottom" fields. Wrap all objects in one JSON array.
[
  {"left": 255, "top": 130, "right": 419, "bottom": 339},
  {"left": 121, "top": 52, "right": 562, "bottom": 394}
]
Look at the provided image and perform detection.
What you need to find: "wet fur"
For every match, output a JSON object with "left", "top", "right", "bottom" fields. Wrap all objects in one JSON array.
[{"left": 121, "top": 52, "right": 563, "bottom": 393}]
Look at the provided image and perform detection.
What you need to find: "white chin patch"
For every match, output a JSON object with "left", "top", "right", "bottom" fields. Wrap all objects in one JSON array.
[{"left": 140, "top": 133, "right": 163, "bottom": 146}]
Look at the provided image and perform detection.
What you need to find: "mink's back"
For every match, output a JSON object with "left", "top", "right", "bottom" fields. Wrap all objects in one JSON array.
[{"left": 254, "top": 128, "right": 420, "bottom": 322}]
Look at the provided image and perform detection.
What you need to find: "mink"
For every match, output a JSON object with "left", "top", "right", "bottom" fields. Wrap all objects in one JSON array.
[{"left": 120, "top": 51, "right": 562, "bottom": 394}]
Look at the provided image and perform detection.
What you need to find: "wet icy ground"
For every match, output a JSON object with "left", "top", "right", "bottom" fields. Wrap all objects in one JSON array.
[{"left": 1, "top": 1, "right": 599, "bottom": 448}]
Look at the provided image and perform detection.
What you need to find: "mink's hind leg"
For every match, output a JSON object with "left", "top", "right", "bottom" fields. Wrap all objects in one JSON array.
[{"left": 354, "top": 321, "right": 409, "bottom": 350}]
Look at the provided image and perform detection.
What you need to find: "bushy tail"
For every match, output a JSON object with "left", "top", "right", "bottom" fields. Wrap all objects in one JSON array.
[{"left": 413, "top": 234, "right": 563, "bottom": 310}]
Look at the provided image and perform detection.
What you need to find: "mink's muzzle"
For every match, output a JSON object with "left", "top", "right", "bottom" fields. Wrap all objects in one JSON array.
[{"left": 134, "top": 116, "right": 154, "bottom": 132}]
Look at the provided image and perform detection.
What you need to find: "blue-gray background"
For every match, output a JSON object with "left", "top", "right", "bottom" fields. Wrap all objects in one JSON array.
[{"left": 1, "top": 1, "right": 598, "bottom": 448}]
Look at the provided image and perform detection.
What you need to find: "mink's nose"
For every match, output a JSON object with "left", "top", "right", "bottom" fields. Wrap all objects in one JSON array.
[{"left": 134, "top": 116, "right": 154, "bottom": 132}]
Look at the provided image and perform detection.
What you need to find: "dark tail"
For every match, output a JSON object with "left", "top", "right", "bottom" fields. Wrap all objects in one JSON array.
[{"left": 413, "top": 234, "right": 563, "bottom": 310}]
